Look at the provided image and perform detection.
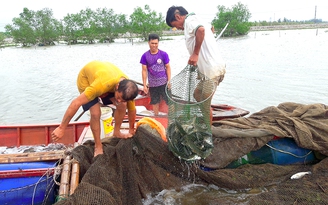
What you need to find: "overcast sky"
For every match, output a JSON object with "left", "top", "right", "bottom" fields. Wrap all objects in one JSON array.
[{"left": 1, "top": 0, "right": 328, "bottom": 32}]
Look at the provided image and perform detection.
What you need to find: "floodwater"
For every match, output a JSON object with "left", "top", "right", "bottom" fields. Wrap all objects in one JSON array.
[
  {"left": 1, "top": 28, "right": 327, "bottom": 125},
  {"left": 1, "top": 28, "right": 328, "bottom": 204}
]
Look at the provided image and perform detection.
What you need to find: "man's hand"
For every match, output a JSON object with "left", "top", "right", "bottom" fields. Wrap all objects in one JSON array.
[
  {"left": 143, "top": 85, "right": 149, "bottom": 94},
  {"left": 188, "top": 53, "right": 199, "bottom": 66},
  {"left": 51, "top": 127, "right": 65, "bottom": 142}
]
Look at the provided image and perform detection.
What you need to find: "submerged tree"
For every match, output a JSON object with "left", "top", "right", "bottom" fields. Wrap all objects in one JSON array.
[
  {"left": 34, "top": 8, "right": 61, "bottom": 45},
  {"left": 61, "top": 13, "right": 83, "bottom": 44},
  {"left": 0, "top": 33, "right": 5, "bottom": 48},
  {"left": 94, "top": 8, "right": 128, "bottom": 43},
  {"left": 212, "top": 2, "right": 251, "bottom": 37},
  {"left": 5, "top": 8, "right": 60, "bottom": 46},
  {"left": 129, "top": 5, "right": 167, "bottom": 41},
  {"left": 5, "top": 8, "right": 37, "bottom": 46}
]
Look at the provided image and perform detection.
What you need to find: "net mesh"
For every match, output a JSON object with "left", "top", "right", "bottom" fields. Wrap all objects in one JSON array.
[
  {"left": 165, "top": 65, "right": 215, "bottom": 161},
  {"left": 54, "top": 125, "right": 328, "bottom": 205},
  {"left": 53, "top": 102, "right": 328, "bottom": 205}
]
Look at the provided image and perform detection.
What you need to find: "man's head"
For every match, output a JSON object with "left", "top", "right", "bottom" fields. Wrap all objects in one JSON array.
[
  {"left": 148, "top": 33, "right": 159, "bottom": 54},
  {"left": 115, "top": 79, "right": 138, "bottom": 102},
  {"left": 166, "top": 6, "right": 188, "bottom": 29}
]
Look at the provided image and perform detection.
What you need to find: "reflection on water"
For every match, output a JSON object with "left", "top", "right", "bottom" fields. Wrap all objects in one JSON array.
[{"left": 1, "top": 28, "right": 327, "bottom": 125}]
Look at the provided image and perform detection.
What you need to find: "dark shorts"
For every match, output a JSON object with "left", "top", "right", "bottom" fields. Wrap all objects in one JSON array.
[
  {"left": 149, "top": 84, "right": 168, "bottom": 105},
  {"left": 82, "top": 93, "right": 115, "bottom": 111}
]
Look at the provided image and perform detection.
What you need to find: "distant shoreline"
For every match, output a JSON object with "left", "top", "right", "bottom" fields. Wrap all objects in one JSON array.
[
  {"left": 250, "top": 23, "right": 328, "bottom": 31},
  {"left": 164, "top": 23, "right": 328, "bottom": 36}
]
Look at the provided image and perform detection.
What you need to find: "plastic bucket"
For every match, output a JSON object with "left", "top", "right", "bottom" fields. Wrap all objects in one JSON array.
[
  {"left": 87, "top": 106, "right": 114, "bottom": 138},
  {"left": 100, "top": 107, "right": 114, "bottom": 138}
]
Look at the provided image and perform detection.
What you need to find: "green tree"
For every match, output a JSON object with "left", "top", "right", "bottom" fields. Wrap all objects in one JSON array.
[
  {"left": 129, "top": 5, "right": 166, "bottom": 41},
  {"left": 61, "top": 13, "right": 82, "bottom": 44},
  {"left": 0, "top": 33, "right": 5, "bottom": 48},
  {"left": 5, "top": 8, "right": 36, "bottom": 46},
  {"left": 34, "top": 8, "right": 61, "bottom": 45},
  {"left": 78, "top": 8, "right": 98, "bottom": 44},
  {"left": 5, "top": 8, "right": 60, "bottom": 46},
  {"left": 94, "top": 8, "right": 128, "bottom": 43},
  {"left": 212, "top": 2, "right": 251, "bottom": 37}
]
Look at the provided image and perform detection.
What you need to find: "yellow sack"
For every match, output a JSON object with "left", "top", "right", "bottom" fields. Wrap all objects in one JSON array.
[{"left": 136, "top": 117, "right": 167, "bottom": 142}]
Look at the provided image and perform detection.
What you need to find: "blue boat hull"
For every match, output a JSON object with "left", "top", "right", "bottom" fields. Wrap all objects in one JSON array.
[
  {"left": 225, "top": 138, "right": 316, "bottom": 168},
  {"left": 0, "top": 161, "right": 57, "bottom": 205}
]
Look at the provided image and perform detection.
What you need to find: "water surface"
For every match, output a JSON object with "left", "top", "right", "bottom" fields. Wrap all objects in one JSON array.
[{"left": 1, "top": 28, "right": 327, "bottom": 125}]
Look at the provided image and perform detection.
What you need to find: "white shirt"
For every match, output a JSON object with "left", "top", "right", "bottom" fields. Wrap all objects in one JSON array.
[{"left": 184, "top": 13, "right": 226, "bottom": 79}]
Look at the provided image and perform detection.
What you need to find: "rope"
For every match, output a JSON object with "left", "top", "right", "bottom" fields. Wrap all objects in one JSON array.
[
  {"left": 265, "top": 143, "right": 313, "bottom": 158},
  {"left": 30, "top": 159, "right": 61, "bottom": 205},
  {"left": 56, "top": 194, "right": 69, "bottom": 202},
  {"left": 52, "top": 155, "right": 76, "bottom": 186}
]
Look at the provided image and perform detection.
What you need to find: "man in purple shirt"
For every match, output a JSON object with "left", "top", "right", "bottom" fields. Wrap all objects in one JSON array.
[{"left": 140, "top": 33, "right": 171, "bottom": 115}]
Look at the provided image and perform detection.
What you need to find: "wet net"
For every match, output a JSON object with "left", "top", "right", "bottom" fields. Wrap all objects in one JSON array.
[
  {"left": 54, "top": 102, "right": 328, "bottom": 205},
  {"left": 165, "top": 65, "right": 216, "bottom": 162}
]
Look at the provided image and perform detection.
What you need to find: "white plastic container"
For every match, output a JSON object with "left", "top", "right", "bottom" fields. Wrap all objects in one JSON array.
[
  {"left": 87, "top": 106, "right": 114, "bottom": 138},
  {"left": 100, "top": 107, "right": 114, "bottom": 138}
]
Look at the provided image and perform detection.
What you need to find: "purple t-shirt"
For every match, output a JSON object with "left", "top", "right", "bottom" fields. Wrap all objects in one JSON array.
[{"left": 140, "top": 49, "right": 170, "bottom": 87}]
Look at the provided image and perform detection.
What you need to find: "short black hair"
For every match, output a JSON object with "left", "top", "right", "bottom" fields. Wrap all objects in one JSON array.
[
  {"left": 165, "top": 6, "right": 189, "bottom": 27},
  {"left": 117, "top": 79, "right": 138, "bottom": 101},
  {"left": 148, "top": 33, "right": 159, "bottom": 41}
]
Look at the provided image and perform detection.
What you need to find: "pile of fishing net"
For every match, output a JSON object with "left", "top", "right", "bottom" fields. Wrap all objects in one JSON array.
[{"left": 55, "top": 102, "right": 328, "bottom": 205}]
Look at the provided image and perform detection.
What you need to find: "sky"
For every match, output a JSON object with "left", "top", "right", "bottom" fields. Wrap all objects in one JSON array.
[{"left": 1, "top": 0, "right": 328, "bottom": 32}]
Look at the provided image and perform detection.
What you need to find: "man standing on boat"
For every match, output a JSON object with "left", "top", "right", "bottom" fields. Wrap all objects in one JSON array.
[
  {"left": 165, "top": 6, "right": 226, "bottom": 122},
  {"left": 140, "top": 33, "right": 171, "bottom": 116},
  {"left": 51, "top": 60, "right": 139, "bottom": 157}
]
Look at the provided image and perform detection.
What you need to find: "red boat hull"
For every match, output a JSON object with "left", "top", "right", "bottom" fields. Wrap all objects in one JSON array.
[
  {"left": 0, "top": 93, "right": 249, "bottom": 147},
  {"left": 0, "top": 121, "right": 89, "bottom": 147}
]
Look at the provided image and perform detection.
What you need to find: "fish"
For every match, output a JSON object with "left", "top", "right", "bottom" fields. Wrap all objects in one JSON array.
[
  {"left": 290, "top": 171, "right": 312, "bottom": 179},
  {"left": 167, "top": 116, "right": 213, "bottom": 161}
]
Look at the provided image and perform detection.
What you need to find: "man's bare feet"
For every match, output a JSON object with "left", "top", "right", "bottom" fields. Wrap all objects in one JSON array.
[
  {"left": 94, "top": 146, "right": 104, "bottom": 157},
  {"left": 113, "top": 131, "right": 133, "bottom": 139}
]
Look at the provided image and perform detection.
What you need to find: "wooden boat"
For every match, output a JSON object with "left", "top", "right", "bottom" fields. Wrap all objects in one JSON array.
[
  {"left": 132, "top": 91, "right": 250, "bottom": 128},
  {"left": 0, "top": 121, "right": 89, "bottom": 147},
  {"left": 0, "top": 90, "right": 249, "bottom": 204},
  {"left": 0, "top": 121, "right": 89, "bottom": 205}
]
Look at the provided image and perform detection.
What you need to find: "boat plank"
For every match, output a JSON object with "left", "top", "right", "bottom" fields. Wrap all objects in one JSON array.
[{"left": 0, "top": 150, "right": 65, "bottom": 163}]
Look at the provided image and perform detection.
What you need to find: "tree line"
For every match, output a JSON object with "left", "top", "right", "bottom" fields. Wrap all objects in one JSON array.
[
  {"left": 5, "top": 2, "right": 324, "bottom": 47},
  {"left": 1, "top": 2, "right": 325, "bottom": 48},
  {"left": 2, "top": 5, "right": 168, "bottom": 47}
]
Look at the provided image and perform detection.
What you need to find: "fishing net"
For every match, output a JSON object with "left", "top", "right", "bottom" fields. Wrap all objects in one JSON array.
[
  {"left": 54, "top": 102, "right": 328, "bottom": 205},
  {"left": 165, "top": 65, "right": 216, "bottom": 162}
]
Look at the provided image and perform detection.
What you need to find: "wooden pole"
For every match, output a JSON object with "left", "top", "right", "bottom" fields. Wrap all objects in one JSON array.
[
  {"left": 69, "top": 159, "right": 80, "bottom": 195},
  {"left": 74, "top": 110, "right": 86, "bottom": 121},
  {"left": 58, "top": 155, "right": 72, "bottom": 200}
]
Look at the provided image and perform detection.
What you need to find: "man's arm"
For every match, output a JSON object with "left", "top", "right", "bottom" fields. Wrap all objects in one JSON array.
[
  {"left": 52, "top": 93, "right": 89, "bottom": 141},
  {"left": 189, "top": 26, "right": 205, "bottom": 66},
  {"left": 112, "top": 101, "right": 136, "bottom": 138},
  {"left": 127, "top": 107, "right": 136, "bottom": 135},
  {"left": 165, "top": 63, "right": 172, "bottom": 88},
  {"left": 142, "top": 64, "right": 149, "bottom": 94},
  {"left": 165, "top": 63, "right": 171, "bottom": 82}
]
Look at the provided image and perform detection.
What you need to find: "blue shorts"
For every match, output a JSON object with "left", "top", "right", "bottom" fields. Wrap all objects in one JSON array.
[{"left": 82, "top": 93, "right": 115, "bottom": 111}]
